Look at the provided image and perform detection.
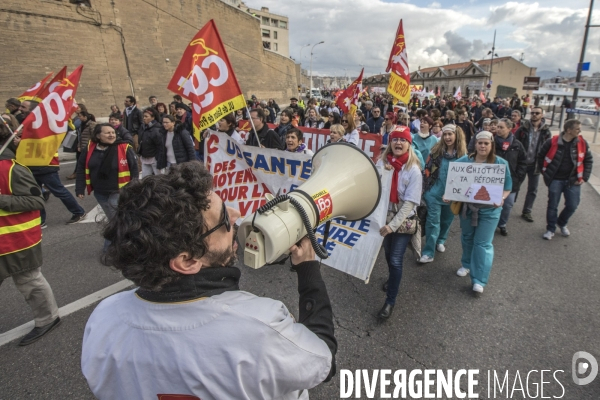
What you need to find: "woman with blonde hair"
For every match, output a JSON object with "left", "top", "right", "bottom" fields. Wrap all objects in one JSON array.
[
  {"left": 419, "top": 124, "right": 467, "bottom": 263},
  {"left": 327, "top": 124, "right": 345, "bottom": 143},
  {"left": 376, "top": 126, "right": 422, "bottom": 319}
]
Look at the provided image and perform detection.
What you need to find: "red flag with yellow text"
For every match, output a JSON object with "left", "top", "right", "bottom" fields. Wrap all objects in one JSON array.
[
  {"left": 167, "top": 19, "right": 245, "bottom": 140},
  {"left": 39, "top": 66, "right": 68, "bottom": 100},
  {"left": 386, "top": 20, "right": 411, "bottom": 105},
  {"left": 335, "top": 69, "right": 363, "bottom": 115},
  {"left": 16, "top": 65, "right": 83, "bottom": 166},
  {"left": 17, "top": 72, "right": 53, "bottom": 103}
]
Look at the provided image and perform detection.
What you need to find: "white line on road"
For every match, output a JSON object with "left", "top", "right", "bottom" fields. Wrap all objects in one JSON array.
[
  {"left": 64, "top": 183, "right": 75, "bottom": 188},
  {"left": 0, "top": 279, "right": 133, "bottom": 347},
  {"left": 60, "top": 161, "right": 77, "bottom": 165}
]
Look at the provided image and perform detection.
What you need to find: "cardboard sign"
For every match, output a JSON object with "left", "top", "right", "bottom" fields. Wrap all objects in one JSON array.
[{"left": 443, "top": 162, "right": 506, "bottom": 205}]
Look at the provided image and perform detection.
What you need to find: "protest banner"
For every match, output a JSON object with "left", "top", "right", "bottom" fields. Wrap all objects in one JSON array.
[
  {"left": 443, "top": 162, "right": 506, "bottom": 205},
  {"left": 236, "top": 121, "right": 383, "bottom": 161},
  {"left": 205, "top": 131, "right": 389, "bottom": 282}
]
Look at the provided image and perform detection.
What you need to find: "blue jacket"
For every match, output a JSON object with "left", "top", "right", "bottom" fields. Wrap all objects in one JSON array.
[
  {"left": 412, "top": 134, "right": 438, "bottom": 162},
  {"left": 366, "top": 116, "right": 384, "bottom": 134}
]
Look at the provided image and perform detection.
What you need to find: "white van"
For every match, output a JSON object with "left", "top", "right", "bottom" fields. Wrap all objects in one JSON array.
[{"left": 310, "top": 88, "right": 322, "bottom": 100}]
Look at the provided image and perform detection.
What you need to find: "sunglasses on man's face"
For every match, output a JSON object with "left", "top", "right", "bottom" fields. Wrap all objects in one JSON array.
[
  {"left": 199, "top": 201, "right": 231, "bottom": 240},
  {"left": 531, "top": 112, "right": 542, "bottom": 115}
]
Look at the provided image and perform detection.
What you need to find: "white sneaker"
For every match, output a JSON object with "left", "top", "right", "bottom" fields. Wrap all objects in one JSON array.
[
  {"left": 473, "top": 283, "right": 484, "bottom": 293},
  {"left": 456, "top": 267, "right": 470, "bottom": 277},
  {"left": 558, "top": 225, "right": 570, "bottom": 237},
  {"left": 436, "top": 243, "right": 446, "bottom": 253},
  {"left": 543, "top": 231, "right": 555, "bottom": 240},
  {"left": 419, "top": 255, "right": 434, "bottom": 264}
]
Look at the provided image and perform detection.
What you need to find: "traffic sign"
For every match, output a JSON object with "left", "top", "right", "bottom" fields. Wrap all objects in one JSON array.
[{"left": 566, "top": 108, "right": 599, "bottom": 116}]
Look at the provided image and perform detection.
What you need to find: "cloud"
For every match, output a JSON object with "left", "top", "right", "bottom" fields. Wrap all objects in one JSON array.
[{"left": 243, "top": 0, "right": 599, "bottom": 77}]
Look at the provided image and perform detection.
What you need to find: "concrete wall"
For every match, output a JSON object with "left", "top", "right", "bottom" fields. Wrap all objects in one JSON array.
[{"left": 0, "top": 0, "right": 298, "bottom": 116}]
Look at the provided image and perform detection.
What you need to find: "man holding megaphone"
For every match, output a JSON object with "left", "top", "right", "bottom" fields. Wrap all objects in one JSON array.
[{"left": 81, "top": 162, "right": 337, "bottom": 400}]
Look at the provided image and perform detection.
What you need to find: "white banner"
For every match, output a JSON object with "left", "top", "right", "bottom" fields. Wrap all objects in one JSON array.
[{"left": 205, "top": 132, "right": 391, "bottom": 282}]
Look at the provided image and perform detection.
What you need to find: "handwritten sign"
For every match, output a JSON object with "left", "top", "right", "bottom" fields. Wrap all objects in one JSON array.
[{"left": 444, "top": 162, "right": 506, "bottom": 205}]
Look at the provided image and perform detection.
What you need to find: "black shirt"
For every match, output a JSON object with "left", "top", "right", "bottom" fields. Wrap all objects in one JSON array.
[{"left": 553, "top": 140, "right": 574, "bottom": 181}]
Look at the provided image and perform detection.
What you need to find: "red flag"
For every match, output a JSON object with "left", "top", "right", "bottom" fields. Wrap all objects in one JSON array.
[
  {"left": 167, "top": 20, "right": 245, "bottom": 139},
  {"left": 17, "top": 72, "right": 54, "bottom": 103},
  {"left": 17, "top": 65, "right": 83, "bottom": 166},
  {"left": 39, "top": 66, "right": 68, "bottom": 100},
  {"left": 479, "top": 91, "right": 486, "bottom": 102},
  {"left": 335, "top": 69, "right": 364, "bottom": 114},
  {"left": 386, "top": 20, "right": 410, "bottom": 104},
  {"left": 594, "top": 98, "right": 600, "bottom": 109}
]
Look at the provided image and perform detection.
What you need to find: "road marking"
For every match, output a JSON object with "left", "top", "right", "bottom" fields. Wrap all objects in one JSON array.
[
  {"left": 79, "top": 204, "right": 106, "bottom": 223},
  {"left": 0, "top": 279, "right": 133, "bottom": 347},
  {"left": 64, "top": 183, "right": 75, "bottom": 188},
  {"left": 61, "top": 161, "right": 77, "bottom": 165}
]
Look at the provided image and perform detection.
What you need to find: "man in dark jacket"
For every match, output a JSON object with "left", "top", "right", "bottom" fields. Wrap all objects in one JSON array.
[
  {"left": 109, "top": 113, "right": 134, "bottom": 146},
  {"left": 495, "top": 118, "right": 527, "bottom": 236},
  {"left": 471, "top": 99, "right": 484, "bottom": 124},
  {"left": 456, "top": 109, "right": 476, "bottom": 144},
  {"left": 537, "top": 119, "right": 593, "bottom": 240},
  {"left": 366, "top": 107, "right": 384, "bottom": 133},
  {"left": 0, "top": 132, "right": 61, "bottom": 346},
  {"left": 246, "top": 108, "right": 283, "bottom": 149},
  {"left": 123, "top": 96, "right": 143, "bottom": 150},
  {"left": 514, "top": 107, "right": 552, "bottom": 222},
  {"left": 5, "top": 98, "right": 25, "bottom": 124},
  {"left": 157, "top": 115, "right": 196, "bottom": 172}
]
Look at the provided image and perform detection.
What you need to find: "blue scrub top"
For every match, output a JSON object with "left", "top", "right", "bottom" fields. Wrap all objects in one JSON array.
[
  {"left": 425, "top": 156, "right": 457, "bottom": 200},
  {"left": 412, "top": 134, "right": 439, "bottom": 162}
]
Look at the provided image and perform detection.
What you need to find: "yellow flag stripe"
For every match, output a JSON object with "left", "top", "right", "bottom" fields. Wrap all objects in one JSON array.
[{"left": 16, "top": 133, "right": 67, "bottom": 166}]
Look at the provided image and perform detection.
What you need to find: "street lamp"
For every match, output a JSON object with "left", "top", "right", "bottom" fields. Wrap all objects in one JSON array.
[
  {"left": 310, "top": 41, "right": 324, "bottom": 94},
  {"left": 486, "top": 30, "right": 498, "bottom": 96},
  {"left": 299, "top": 44, "right": 310, "bottom": 93}
]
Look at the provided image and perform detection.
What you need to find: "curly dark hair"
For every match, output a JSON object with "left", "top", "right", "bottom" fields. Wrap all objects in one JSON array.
[{"left": 102, "top": 162, "right": 213, "bottom": 290}]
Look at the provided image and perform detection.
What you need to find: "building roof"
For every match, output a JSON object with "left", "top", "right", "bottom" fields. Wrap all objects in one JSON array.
[{"left": 418, "top": 56, "right": 513, "bottom": 74}]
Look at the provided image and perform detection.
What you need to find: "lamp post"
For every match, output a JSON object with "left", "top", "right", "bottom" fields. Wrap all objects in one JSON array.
[
  {"left": 299, "top": 44, "right": 310, "bottom": 93},
  {"left": 570, "top": 0, "right": 597, "bottom": 119},
  {"left": 310, "top": 41, "right": 325, "bottom": 95},
  {"left": 486, "top": 30, "right": 498, "bottom": 97}
]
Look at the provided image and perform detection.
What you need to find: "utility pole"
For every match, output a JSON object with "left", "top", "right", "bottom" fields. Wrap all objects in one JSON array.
[
  {"left": 570, "top": 0, "right": 596, "bottom": 119},
  {"left": 310, "top": 41, "right": 324, "bottom": 94}
]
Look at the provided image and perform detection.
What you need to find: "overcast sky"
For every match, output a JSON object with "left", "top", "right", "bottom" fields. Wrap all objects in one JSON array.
[{"left": 244, "top": 0, "right": 600, "bottom": 77}]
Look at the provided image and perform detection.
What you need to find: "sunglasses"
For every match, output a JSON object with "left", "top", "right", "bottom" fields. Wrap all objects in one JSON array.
[
  {"left": 531, "top": 112, "right": 542, "bottom": 115},
  {"left": 342, "top": 120, "right": 348, "bottom": 123},
  {"left": 199, "top": 201, "right": 230, "bottom": 240}
]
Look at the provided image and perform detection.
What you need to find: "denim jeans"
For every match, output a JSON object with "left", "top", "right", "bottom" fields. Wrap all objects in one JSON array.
[
  {"left": 546, "top": 180, "right": 581, "bottom": 232},
  {"left": 94, "top": 192, "right": 120, "bottom": 251},
  {"left": 498, "top": 192, "right": 517, "bottom": 228},
  {"left": 521, "top": 165, "right": 540, "bottom": 214},
  {"left": 382, "top": 233, "right": 412, "bottom": 306},
  {"left": 141, "top": 162, "right": 161, "bottom": 178},
  {"left": 34, "top": 171, "right": 85, "bottom": 223}
]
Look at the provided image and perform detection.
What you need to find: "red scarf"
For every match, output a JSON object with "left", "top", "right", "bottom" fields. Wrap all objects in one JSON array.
[
  {"left": 387, "top": 152, "right": 410, "bottom": 204},
  {"left": 543, "top": 135, "right": 586, "bottom": 183}
]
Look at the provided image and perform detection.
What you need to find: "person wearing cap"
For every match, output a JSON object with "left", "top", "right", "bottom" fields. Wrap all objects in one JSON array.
[
  {"left": 468, "top": 118, "right": 492, "bottom": 152},
  {"left": 412, "top": 116, "right": 438, "bottom": 162},
  {"left": 449, "top": 131, "right": 512, "bottom": 293},
  {"left": 289, "top": 97, "right": 299, "bottom": 110},
  {"left": 419, "top": 124, "right": 467, "bottom": 264},
  {"left": 377, "top": 126, "right": 423, "bottom": 319},
  {"left": 5, "top": 98, "right": 25, "bottom": 124}
]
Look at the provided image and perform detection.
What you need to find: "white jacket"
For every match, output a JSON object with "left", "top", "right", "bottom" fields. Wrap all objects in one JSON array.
[{"left": 82, "top": 289, "right": 331, "bottom": 400}]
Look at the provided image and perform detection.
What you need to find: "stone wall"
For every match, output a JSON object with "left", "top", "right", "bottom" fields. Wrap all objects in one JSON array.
[{"left": 0, "top": 0, "right": 298, "bottom": 116}]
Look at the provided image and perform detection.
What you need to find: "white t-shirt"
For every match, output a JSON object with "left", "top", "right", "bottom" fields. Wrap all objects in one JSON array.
[
  {"left": 82, "top": 289, "right": 331, "bottom": 400},
  {"left": 343, "top": 129, "right": 359, "bottom": 145}
]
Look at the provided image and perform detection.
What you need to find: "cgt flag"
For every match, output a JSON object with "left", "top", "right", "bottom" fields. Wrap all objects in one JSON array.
[
  {"left": 16, "top": 65, "right": 83, "bottom": 166},
  {"left": 335, "top": 68, "right": 363, "bottom": 115},
  {"left": 17, "top": 72, "right": 54, "bottom": 103},
  {"left": 454, "top": 86, "right": 462, "bottom": 100},
  {"left": 167, "top": 19, "right": 245, "bottom": 140},
  {"left": 39, "top": 66, "right": 68, "bottom": 100},
  {"left": 386, "top": 19, "right": 410, "bottom": 105}
]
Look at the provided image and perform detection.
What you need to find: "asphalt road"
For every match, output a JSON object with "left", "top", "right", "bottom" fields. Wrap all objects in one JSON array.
[{"left": 1, "top": 155, "right": 599, "bottom": 399}]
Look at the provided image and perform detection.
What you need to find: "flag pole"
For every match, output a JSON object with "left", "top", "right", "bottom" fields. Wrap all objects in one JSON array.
[
  {"left": 242, "top": 96, "right": 261, "bottom": 146},
  {"left": 0, "top": 115, "right": 23, "bottom": 156}
]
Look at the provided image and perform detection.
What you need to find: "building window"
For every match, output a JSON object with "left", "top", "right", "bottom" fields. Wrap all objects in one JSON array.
[
  {"left": 274, "top": 43, "right": 278, "bottom": 51},
  {"left": 262, "top": 29, "right": 270, "bottom": 38},
  {"left": 472, "top": 69, "right": 476, "bottom": 75},
  {"left": 263, "top": 41, "right": 271, "bottom": 50},
  {"left": 274, "top": 31, "right": 278, "bottom": 40},
  {"left": 279, "top": 21, "right": 287, "bottom": 29},
  {"left": 261, "top": 16, "right": 269, "bottom": 25},
  {"left": 271, "top": 19, "right": 278, "bottom": 26},
  {"left": 454, "top": 70, "right": 458, "bottom": 76}
]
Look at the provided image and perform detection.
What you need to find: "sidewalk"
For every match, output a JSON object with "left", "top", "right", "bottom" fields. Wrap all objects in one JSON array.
[{"left": 58, "top": 146, "right": 77, "bottom": 162}]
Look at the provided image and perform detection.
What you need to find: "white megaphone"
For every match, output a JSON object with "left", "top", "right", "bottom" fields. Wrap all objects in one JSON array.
[{"left": 237, "top": 142, "right": 382, "bottom": 269}]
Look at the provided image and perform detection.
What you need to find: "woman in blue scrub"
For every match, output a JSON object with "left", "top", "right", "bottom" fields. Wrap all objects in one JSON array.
[
  {"left": 412, "top": 116, "right": 438, "bottom": 162},
  {"left": 419, "top": 125, "right": 467, "bottom": 263},
  {"left": 450, "top": 131, "right": 512, "bottom": 293}
]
